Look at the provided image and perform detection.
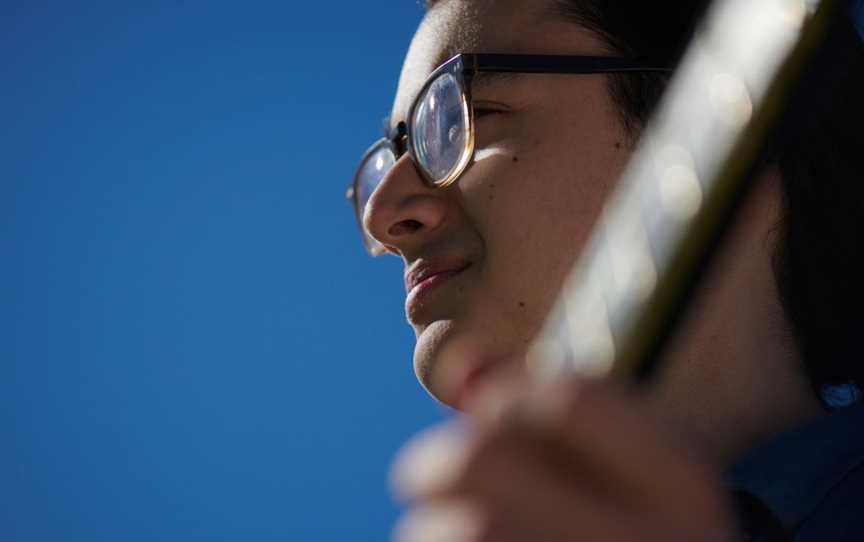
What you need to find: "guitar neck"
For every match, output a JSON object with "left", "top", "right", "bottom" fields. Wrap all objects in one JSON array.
[{"left": 527, "top": 0, "right": 841, "bottom": 381}]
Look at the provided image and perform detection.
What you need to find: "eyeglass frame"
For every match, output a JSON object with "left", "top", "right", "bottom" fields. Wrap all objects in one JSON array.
[{"left": 347, "top": 53, "right": 673, "bottom": 254}]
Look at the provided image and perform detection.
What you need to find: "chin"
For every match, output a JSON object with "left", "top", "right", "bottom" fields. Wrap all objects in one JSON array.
[
  {"left": 414, "top": 320, "right": 493, "bottom": 408},
  {"left": 412, "top": 319, "right": 526, "bottom": 410},
  {"left": 412, "top": 319, "right": 461, "bottom": 406}
]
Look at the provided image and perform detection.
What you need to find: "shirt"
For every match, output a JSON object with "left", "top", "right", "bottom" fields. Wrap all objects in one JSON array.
[{"left": 726, "top": 401, "right": 864, "bottom": 540}]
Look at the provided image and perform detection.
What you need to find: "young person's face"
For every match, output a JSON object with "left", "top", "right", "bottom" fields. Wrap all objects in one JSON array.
[{"left": 364, "top": 0, "right": 632, "bottom": 407}]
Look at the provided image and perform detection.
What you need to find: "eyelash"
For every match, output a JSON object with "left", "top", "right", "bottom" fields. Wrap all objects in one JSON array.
[{"left": 473, "top": 106, "right": 506, "bottom": 119}]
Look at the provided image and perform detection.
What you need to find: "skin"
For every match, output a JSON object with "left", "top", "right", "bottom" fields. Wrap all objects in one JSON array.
[
  {"left": 363, "top": 0, "right": 828, "bottom": 539},
  {"left": 366, "top": 1, "right": 629, "bottom": 406}
]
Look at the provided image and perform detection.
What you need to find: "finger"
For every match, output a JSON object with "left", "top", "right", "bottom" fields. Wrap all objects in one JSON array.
[
  {"left": 472, "top": 376, "right": 724, "bottom": 507},
  {"left": 393, "top": 437, "right": 638, "bottom": 542},
  {"left": 391, "top": 414, "right": 546, "bottom": 502},
  {"left": 391, "top": 423, "right": 470, "bottom": 501},
  {"left": 392, "top": 500, "right": 483, "bottom": 542},
  {"left": 392, "top": 394, "right": 734, "bottom": 541},
  {"left": 392, "top": 380, "right": 628, "bottom": 501},
  {"left": 392, "top": 413, "right": 619, "bottom": 522},
  {"left": 393, "top": 432, "right": 733, "bottom": 542}
]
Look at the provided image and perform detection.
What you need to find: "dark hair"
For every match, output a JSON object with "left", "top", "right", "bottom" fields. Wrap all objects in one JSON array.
[
  {"left": 555, "top": 1, "right": 864, "bottom": 394},
  {"left": 552, "top": 2, "right": 709, "bottom": 137}
]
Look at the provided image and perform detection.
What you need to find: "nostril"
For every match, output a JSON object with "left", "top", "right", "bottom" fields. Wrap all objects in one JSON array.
[{"left": 389, "top": 219, "right": 424, "bottom": 236}]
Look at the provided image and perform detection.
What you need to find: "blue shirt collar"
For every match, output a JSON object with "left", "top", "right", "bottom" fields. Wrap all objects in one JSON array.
[{"left": 726, "top": 401, "right": 864, "bottom": 532}]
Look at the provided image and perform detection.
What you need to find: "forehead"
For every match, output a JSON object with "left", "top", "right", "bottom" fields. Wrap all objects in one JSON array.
[{"left": 390, "top": 0, "right": 610, "bottom": 123}]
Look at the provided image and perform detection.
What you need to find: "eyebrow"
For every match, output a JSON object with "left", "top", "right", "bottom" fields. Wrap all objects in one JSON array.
[{"left": 470, "top": 70, "right": 523, "bottom": 90}]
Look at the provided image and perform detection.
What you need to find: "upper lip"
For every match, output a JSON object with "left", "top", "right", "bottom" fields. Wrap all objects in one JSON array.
[{"left": 404, "top": 257, "right": 472, "bottom": 294}]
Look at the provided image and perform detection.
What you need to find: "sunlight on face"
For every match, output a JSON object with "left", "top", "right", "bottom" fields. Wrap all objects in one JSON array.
[{"left": 367, "top": 0, "right": 632, "bottom": 407}]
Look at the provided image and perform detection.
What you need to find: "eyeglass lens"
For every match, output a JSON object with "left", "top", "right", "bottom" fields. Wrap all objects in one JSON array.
[
  {"left": 411, "top": 71, "right": 469, "bottom": 183},
  {"left": 353, "top": 66, "right": 470, "bottom": 253},
  {"left": 355, "top": 144, "right": 396, "bottom": 251}
]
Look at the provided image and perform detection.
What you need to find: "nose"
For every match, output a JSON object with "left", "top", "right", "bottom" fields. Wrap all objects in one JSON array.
[{"left": 363, "top": 154, "right": 450, "bottom": 257}]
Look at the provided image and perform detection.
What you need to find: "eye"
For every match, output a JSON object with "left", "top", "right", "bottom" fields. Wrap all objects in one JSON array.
[
  {"left": 473, "top": 108, "right": 501, "bottom": 120},
  {"left": 472, "top": 102, "right": 508, "bottom": 120}
]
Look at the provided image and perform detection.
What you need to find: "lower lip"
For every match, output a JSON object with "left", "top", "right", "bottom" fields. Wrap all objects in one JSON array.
[{"left": 405, "top": 267, "right": 468, "bottom": 311}]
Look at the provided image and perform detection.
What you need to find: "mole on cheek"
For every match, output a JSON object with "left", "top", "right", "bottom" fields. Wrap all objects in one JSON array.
[
  {"left": 512, "top": 156, "right": 519, "bottom": 163},
  {"left": 518, "top": 301, "right": 526, "bottom": 308}
]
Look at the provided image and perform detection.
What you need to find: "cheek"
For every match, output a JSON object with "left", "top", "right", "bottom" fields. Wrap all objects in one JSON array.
[
  {"left": 475, "top": 112, "right": 629, "bottom": 313},
  {"left": 455, "top": 80, "right": 630, "bottom": 300},
  {"left": 526, "top": 100, "right": 628, "bottom": 242},
  {"left": 504, "top": 138, "right": 622, "bottom": 258}
]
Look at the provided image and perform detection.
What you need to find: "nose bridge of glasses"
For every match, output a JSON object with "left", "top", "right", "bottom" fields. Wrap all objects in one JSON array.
[{"left": 388, "top": 121, "right": 409, "bottom": 157}]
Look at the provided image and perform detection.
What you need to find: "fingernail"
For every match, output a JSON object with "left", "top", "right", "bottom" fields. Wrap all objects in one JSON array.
[
  {"left": 390, "top": 424, "right": 467, "bottom": 500},
  {"left": 392, "top": 503, "right": 480, "bottom": 542}
]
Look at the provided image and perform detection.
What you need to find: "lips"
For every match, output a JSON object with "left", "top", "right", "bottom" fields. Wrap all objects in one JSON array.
[
  {"left": 404, "top": 258, "right": 471, "bottom": 318},
  {"left": 405, "top": 258, "right": 471, "bottom": 295}
]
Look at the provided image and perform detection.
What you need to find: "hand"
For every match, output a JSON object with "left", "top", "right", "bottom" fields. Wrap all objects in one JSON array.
[{"left": 391, "top": 375, "right": 738, "bottom": 541}]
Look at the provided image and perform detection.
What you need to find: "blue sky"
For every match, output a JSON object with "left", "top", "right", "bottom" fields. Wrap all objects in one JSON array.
[
  {"left": 2, "top": 2, "right": 442, "bottom": 541},
  {"left": 3, "top": 3, "right": 863, "bottom": 542}
]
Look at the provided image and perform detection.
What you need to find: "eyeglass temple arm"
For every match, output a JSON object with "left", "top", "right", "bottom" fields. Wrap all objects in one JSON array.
[{"left": 469, "top": 53, "right": 673, "bottom": 74}]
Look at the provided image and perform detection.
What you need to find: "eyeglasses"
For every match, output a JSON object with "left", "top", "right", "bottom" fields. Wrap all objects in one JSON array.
[{"left": 347, "top": 53, "right": 671, "bottom": 255}]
